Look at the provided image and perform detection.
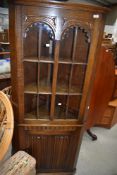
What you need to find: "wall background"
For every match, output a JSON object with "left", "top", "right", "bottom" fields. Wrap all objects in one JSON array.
[
  {"left": 0, "top": 7, "right": 8, "bottom": 32},
  {"left": 105, "top": 5, "right": 117, "bottom": 42}
]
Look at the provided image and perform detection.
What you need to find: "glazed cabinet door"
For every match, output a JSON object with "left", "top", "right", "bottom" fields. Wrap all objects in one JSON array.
[
  {"left": 54, "top": 25, "right": 90, "bottom": 120},
  {"left": 23, "top": 21, "right": 55, "bottom": 120}
]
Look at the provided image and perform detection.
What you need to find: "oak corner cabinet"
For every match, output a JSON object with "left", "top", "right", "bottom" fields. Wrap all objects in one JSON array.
[{"left": 9, "top": 0, "right": 108, "bottom": 174}]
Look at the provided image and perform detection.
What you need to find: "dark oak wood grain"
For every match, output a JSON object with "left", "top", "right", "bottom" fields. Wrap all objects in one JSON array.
[{"left": 9, "top": 0, "right": 108, "bottom": 174}]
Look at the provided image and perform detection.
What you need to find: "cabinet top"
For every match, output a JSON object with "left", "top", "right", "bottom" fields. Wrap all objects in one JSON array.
[{"left": 10, "top": 0, "right": 109, "bottom": 13}]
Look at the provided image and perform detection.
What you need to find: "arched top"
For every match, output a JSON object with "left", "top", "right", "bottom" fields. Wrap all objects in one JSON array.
[
  {"left": 61, "top": 20, "right": 91, "bottom": 42},
  {"left": 24, "top": 21, "right": 55, "bottom": 40},
  {"left": 23, "top": 17, "right": 56, "bottom": 59},
  {"left": 23, "top": 15, "right": 56, "bottom": 40}
]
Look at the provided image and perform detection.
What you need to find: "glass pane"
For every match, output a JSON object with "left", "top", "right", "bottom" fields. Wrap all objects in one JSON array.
[
  {"left": 24, "top": 24, "right": 38, "bottom": 58},
  {"left": 41, "top": 25, "right": 54, "bottom": 59},
  {"left": 67, "top": 95, "right": 81, "bottom": 119},
  {"left": 59, "top": 26, "right": 90, "bottom": 63},
  {"left": 56, "top": 64, "right": 71, "bottom": 93},
  {"left": 23, "top": 22, "right": 55, "bottom": 61},
  {"left": 55, "top": 95, "right": 67, "bottom": 119},
  {"left": 70, "top": 65, "right": 87, "bottom": 93},
  {"left": 24, "top": 94, "right": 37, "bottom": 119},
  {"left": 55, "top": 95, "right": 81, "bottom": 119},
  {"left": 74, "top": 28, "right": 90, "bottom": 63},
  {"left": 39, "top": 63, "right": 53, "bottom": 93},
  {"left": 24, "top": 62, "right": 38, "bottom": 93},
  {"left": 59, "top": 27, "right": 74, "bottom": 62},
  {"left": 38, "top": 94, "right": 51, "bottom": 119}
]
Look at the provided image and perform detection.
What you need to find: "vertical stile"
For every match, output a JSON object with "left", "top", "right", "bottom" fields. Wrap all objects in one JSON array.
[
  {"left": 50, "top": 41, "right": 60, "bottom": 120},
  {"left": 66, "top": 26, "right": 78, "bottom": 119},
  {"left": 37, "top": 24, "right": 42, "bottom": 119},
  {"left": 47, "top": 40, "right": 52, "bottom": 116}
]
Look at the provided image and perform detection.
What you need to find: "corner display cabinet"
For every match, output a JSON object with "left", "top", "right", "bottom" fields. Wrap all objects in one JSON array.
[{"left": 9, "top": 0, "right": 108, "bottom": 174}]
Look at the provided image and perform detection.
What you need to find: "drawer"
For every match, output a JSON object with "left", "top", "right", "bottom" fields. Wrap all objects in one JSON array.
[
  {"left": 103, "top": 106, "right": 115, "bottom": 118},
  {"left": 101, "top": 116, "right": 111, "bottom": 125}
]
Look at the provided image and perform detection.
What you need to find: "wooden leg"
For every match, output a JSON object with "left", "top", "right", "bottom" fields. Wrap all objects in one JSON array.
[{"left": 87, "top": 129, "right": 97, "bottom": 141}]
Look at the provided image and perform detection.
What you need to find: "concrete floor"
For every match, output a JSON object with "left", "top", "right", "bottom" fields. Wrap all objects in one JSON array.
[{"left": 76, "top": 125, "right": 117, "bottom": 175}]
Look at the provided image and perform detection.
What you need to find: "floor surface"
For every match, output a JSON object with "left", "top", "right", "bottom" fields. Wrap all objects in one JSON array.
[{"left": 76, "top": 125, "right": 117, "bottom": 175}]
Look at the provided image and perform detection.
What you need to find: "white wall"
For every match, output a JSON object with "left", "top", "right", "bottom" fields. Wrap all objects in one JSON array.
[
  {"left": 104, "top": 6, "right": 117, "bottom": 43},
  {"left": 0, "top": 7, "right": 8, "bottom": 31},
  {"left": 0, "top": 7, "right": 8, "bottom": 15}
]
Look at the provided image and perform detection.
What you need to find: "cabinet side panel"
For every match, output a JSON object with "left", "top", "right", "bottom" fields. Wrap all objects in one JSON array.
[{"left": 9, "top": 5, "right": 24, "bottom": 123}]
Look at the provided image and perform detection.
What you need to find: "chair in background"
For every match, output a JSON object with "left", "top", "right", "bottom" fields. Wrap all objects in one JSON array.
[
  {"left": 0, "top": 91, "right": 36, "bottom": 174},
  {"left": 0, "top": 91, "right": 14, "bottom": 161}
]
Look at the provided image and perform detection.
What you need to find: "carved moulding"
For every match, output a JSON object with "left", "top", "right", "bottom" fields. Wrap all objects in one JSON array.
[
  {"left": 23, "top": 15, "right": 56, "bottom": 38},
  {"left": 61, "top": 19, "right": 92, "bottom": 42}
]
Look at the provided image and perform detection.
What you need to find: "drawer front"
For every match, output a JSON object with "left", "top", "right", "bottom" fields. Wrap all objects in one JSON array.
[
  {"left": 101, "top": 117, "right": 111, "bottom": 125},
  {"left": 103, "top": 106, "right": 115, "bottom": 118}
]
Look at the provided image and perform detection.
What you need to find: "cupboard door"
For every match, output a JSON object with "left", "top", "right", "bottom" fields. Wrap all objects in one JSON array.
[{"left": 26, "top": 125, "right": 82, "bottom": 173}]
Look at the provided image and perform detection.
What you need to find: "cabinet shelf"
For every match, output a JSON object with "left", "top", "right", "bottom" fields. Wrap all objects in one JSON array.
[
  {"left": 55, "top": 107, "right": 79, "bottom": 119},
  {"left": 56, "top": 92, "right": 82, "bottom": 95},
  {"left": 25, "top": 106, "right": 79, "bottom": 120},
  {"left": 23, "top": 57, "right": 54, "bottom": 63},
  {"left": 59, "top": 58, "right": 88, "bottom": 65},
  {"left": 24, "top": 83, "right": 52, "bottom": 94},
  {"left": 23, "top": 57, "right": 87, "bottom": 65},
  {"left": 56, "top": 84, "right": 82, "bottom": 94},
  {"left": 0, "top": 52, "right": 10, "bottom": 55},
  {"left": 25, "top": 111, "right": 50, "bottom": 120},
  {"left": 24, "top": 83, "right": 82, "bottom": 95},
  {"left": 0, "top": 73, "right": 11, "bottom": 80},
  {"left": 0, "top": 42, "right": 10, "bottom": 45}
]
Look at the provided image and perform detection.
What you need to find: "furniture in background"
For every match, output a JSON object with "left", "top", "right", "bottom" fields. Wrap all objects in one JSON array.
[
  {"left": 102, "top": 98, "right": 117, "bottom": 128},
  {"left": 95, "top": 43, "right": 117, "bottom": 129},
  {"left": 0, "top": 32, "right": 11, "bottom": 89},
  {"left": 0, "top": 42, "right": 10, "bottom": 58},
  {"left": 0, "top": 91, "right": 14, "bottom": 161},
  {"left": 0, "top": 73, "right": 11, "bottom": 90},
  {"left": 86, "top": 42, "right": 117, "bottom": 132},
  {"left": 0, "top": 30, "right": 9, "bottom": 43},
  {"left": 0, "top": 52, "right": 11, "bottom": 90},
  {"left": 0, "top": 151, "right": 36, "bottom": 175},
  {"left": 97, "top": 45, "right": 117, "bottom": 129},
  {"left": 2, "top": 86, "right": 12, "bottom": 99},
  {"left": 0, "top": 91, "right": 36, "bottom": 174},
  {"left": 9, "top": 0, "right": 108, "bottom": 174}
]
